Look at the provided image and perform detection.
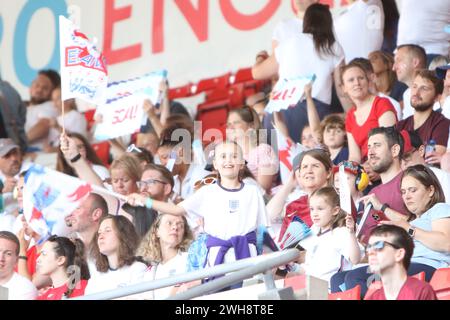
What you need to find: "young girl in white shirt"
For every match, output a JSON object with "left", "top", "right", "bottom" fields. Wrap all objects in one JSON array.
[
  {"left": 127, "top": 141, "right": 269, "bottom": 269},
  {"left": 297, "top": 186, "right": 362, "bottom": 283}
]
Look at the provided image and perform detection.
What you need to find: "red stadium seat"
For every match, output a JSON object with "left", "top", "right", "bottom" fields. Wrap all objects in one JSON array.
[
  {"left": 92, "top": 141, "right": 110, "bottom": 167},
  {"left": 283, "top": 274, "right": 306, "bottom": 291},
  {"left": 233, "top": 67, "right": 254, "bottom": 84},
  {"left": 196, "top": 99, "right": 230, "bottom": 143},
  {"left": 205, "top": 88, "right": 229, "bottom": 103},
  {"left": 430, "top": 268, "right": 450, "bottom": 300},
  {"left": 169, "top": 83, "right": 193, "bottom": 100},
  {"left": 195, "top": 73, "right": 231, "bottom": 94},
  {"left": 328, "top": 285, "right": 361, "bottom": 300},
  {"left": 228, "top": 83, "right": 245, "bottom": 108}
]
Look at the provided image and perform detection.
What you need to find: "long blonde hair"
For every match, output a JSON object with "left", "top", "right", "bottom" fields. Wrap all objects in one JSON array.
[{"left": 136, "top": 214, "right": 193, "bottom": 264}]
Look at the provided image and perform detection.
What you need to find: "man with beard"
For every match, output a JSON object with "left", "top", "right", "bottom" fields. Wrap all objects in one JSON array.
[
  {"left": 24, "top": 70, "right": 60, "bottom": 152},
  {"left": 396, "top": 70, "right": 450, "bottom": 167},
  {"left": 0, "top": 139, "right": 30, "bottom": 231},
  {"left": 358, "top": 127, "right": 410, "bottom": 243},
  {"left": 364, "top": 225, "right": 436, "bottom": 300}
]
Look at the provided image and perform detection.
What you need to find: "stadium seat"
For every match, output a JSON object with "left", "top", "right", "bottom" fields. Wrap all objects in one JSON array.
[
  {"left": 430, "top": 268, "right": 450, "bottom": 300},
  {"left": 228, "top": 83, "right": 245, "bottom": 108},
  {"left": 328, "top": 285, "right": 361, "bottom": 300},
  {"left": 83, "top": 109, "right": 96, "bottom": 131},
  {"left": 196, "top": 99, "right": 230, "bottom": 143},
  {"left": 169, "top": 83, "right": 193, "bottom": 100},
  {"left": 205, "top": 88, "right": 229, "bottom": 103},
  {"left": 283, "top": 274, "right": 306, "bottom": 291},
  {"left": 195, "top": 73, "right": 231, "bottom": 94},
  {"left": 233, "top": 67, "right": 254, "bottom": 84},
  {"left": 92, "top": 141, "right": 111, "bottom": 167}
]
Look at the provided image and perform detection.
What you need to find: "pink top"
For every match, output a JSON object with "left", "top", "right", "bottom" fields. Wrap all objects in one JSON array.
[{"left": 244, "top": 143, "right": 279, "bottom": 178}]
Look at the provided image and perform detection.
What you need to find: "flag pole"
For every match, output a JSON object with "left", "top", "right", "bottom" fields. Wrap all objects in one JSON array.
[
  {"left": 61, "top": 98, "right": 66, "bottom": 135},
  {"left": 90, "top": 184, "right": 128, "bottom": 202}
]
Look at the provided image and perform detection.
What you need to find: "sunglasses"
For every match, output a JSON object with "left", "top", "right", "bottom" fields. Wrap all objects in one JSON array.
[
  {"left": 137, "top": 179, "right": 167, "bottom": 189},
  {"left": 126, "top": 144, "right": 142, "bottom": 153},
  {"left": 194, "top": 176, "right": 217, "bottom": 189},
  {"left": 366, "top": 240, "right": 401, "bottom": 253}
]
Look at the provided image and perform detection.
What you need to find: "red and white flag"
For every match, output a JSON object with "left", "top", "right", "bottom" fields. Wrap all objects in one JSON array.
[
  {"left": 22, "top": 165, "right": 93, "bottom": 237},
  {"left": 59, "top": 15, "right": 108, "bottom": 105},
  {"left": 275, "top": 127, "right": 305, "bottom": 184}
]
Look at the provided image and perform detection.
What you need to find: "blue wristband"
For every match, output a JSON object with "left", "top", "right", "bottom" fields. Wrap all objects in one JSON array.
[{"left": 145, "top": 197, "right": 153, "bottom": 209}]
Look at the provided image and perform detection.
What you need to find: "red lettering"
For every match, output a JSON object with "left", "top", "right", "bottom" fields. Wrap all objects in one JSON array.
[
  {"left": 174, "top": 0, "right": 208, "bottom": 42},
  {"left": 103, "top": 0, "right": 142, "bottom": 65},
  {"left": 152, "top": 0, "right": 164, "bottom": 54},
  {"left": 219, "top": 0, "right": 281, "bottom": 31},
  {"left": 112, "top": 108, "right": 126, "bottom": 124},
  {"left": 272, "top": 91, "right": 282, "bottom": 101}
]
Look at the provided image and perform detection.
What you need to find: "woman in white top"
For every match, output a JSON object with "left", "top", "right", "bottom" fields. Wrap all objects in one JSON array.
[
  {"left": 84, "top": 215, "right": 146, "bottom": 296},
  {"left": 253, "top": 3, "right": 345, "bottom": 143},
  {"left": 138, "top": 213, "right": 193, "bottom": 299}
]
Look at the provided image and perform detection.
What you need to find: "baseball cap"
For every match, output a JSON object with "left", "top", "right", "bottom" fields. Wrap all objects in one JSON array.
[
  {"left": 399, "top": 130, "right": 423, "bottom": 154},
  {"left": 0, "top": 138, "right": 20, "bottom": 157},
  {"left": 436, "top": 63, "right": 450, "bottom": 80}
]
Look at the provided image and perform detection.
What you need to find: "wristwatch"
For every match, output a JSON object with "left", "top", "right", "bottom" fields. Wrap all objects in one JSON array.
[
  {"left": 70, "top": 153, "right": 82, "bottom": 163},
  {"left": 408, "top": 226, "right": 416, "bottom": 238},
  {"left": 380, "top": 203, "right": 390, "bottom": 213}
]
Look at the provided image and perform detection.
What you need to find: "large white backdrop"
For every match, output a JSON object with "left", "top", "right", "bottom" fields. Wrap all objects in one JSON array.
[{"left": 0, "top": 0, "right": 354, "bottom": 99}]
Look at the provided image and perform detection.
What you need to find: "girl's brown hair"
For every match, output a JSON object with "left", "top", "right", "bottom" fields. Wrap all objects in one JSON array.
[
  {"left": 56, "top": 132, "right": 106, "bottom": 177},
  {"left": 109, "top": 154, "right": 142, "bottom": 183},
  {"left": 402, "top": 165, "right": 445, "bottom": 214},
  {"left": 91, "top": 215, "right": 141, "bottom": 273},
  {"left": 310, "top": 186, "right": 347, "bottom": 230}
]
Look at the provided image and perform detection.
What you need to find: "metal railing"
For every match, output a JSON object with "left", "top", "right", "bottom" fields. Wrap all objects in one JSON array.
[{"left": 73, "top": 249, "right": 300, "bottom": 300}]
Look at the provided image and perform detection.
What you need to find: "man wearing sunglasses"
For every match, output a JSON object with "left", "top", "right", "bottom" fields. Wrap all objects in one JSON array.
[{"left": 365, "top": 224, "right": 436, "bottom": 300}]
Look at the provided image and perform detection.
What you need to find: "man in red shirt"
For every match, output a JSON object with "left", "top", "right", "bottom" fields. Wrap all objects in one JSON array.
[
  {"left": 396, "top": 70, "right": 450, "bottom": 167},
  {"left": 365, "top": 224, "right": 437, "bottom": 300}
]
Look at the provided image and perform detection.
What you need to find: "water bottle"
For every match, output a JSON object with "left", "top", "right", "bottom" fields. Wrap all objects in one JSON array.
[{"left": 425, "top": 140, "right": 436, "bottom": 156}]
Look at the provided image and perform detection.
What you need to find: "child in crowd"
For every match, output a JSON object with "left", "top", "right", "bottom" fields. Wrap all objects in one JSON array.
[
  {"left": 36, "top": 236, "right": 89, "bottom": 300},
  {"left": 304, "top": 83, "right": 348, "bottom": 164},
  {"left": 127, "top": 141, "right": 269, "bottom": 269},
  {"left": 295, "top": 187, "right": 362, "bottom": 283}
]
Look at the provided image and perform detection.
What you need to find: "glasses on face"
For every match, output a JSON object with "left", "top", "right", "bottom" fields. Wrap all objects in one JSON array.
[
  {"left": 137, "top": 179, "right": 167, "bottom": 190},
  {"left": 366, "top": 240, "right": 401, "bottom": 253}
]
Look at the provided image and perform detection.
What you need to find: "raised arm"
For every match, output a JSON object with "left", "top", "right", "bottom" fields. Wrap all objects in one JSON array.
[
  {"left": 143, "top": 99, "right": 163, "bottom": 138},
  {"left": 304, "top": 83, "right": 321, "bottom": 144},
  {"left": 252, "top": 51, "right": 279, "bottom": 81},
  {"left": 159, "top": 80, "right": 171, "bottom": 127},
  {"left": 347, "top": 131, "right": 362, "bottom": 163},
  {"left": 126, "top": 193, "right": 186, "bottom": 216},
  {"left": 266, "top": 173, "right": 297, "bottom": 222}
]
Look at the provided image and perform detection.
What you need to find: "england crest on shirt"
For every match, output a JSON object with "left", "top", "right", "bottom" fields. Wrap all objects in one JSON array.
[{"left": 229, "top": 200, "right": 239, "bottom": 214}]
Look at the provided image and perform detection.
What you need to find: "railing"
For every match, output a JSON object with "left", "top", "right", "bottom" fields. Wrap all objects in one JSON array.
[{"left": 73, "top": 249, "right": 300, "bottom": 300}]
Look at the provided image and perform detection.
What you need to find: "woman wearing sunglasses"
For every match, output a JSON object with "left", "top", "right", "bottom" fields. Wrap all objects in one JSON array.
[{"left": 333, "top": 164, "right": 450, "bottom": 298}]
